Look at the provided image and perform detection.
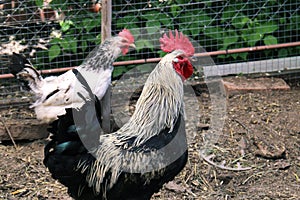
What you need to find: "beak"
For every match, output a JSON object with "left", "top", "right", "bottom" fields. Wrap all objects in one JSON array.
[{"left": 129, "top": 43, "right": 136, "bottom": 49}]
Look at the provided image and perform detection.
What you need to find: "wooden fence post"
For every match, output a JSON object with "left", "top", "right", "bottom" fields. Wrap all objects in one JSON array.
[{"left": 101, "top": 0, "right": 112, "bottom": 133}]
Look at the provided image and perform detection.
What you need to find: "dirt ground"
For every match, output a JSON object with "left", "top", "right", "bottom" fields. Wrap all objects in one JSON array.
[{"left": 0, "top": 79, "right": 299, "bottom": 200}]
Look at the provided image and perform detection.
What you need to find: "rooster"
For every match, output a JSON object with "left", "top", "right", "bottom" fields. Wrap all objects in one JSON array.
[
  {"left": 9, "top": 29, "right": 135, "bottom": 123},
  {"left": 43, "top": 30, "right": 194, "bottom": 200}
]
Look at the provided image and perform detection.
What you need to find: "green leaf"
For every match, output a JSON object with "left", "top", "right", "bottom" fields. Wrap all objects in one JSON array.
[
  {"left": 128, "top": 29, "right": 140, "bottom": 41},
  {"left": 158, "top": 50, "right": 167, "bottom": 58},
  {"left": 135, "top": 39, "right": 154, "bottom": 52},
  {"left": 217, "top": 54, "right": 229, "bottom": 59},
  {"left": 238, "top": 52, "right": 248, "bottom": 60},
  {"left": 146, "top": 21, "right": 161, "bottom": 35},
  {"left": 49, "top": 45, "right": 61, "bottom": 61},
  {"left": 245, "top": 33, "right": 261, "bottom": 46},
  {"left": 223, "top": 30, "right": 238, "bottom": 49},
  {"left": 180, "top": 15, "right": 190, "bottom": 24},
  {"left": 190, "top": 25, "right": 200, "bottom": 37},
  {"left": 49, "top": 0, "right": 63, "bottom": 9},
  {"left": 198, "top": 12, "right": 212, "bottom": 27},
  {"left": 82, "top": 35, "right": 97, "bottom": 43},
  {"left": 158, "top": 13, "right": 172, "bottom": 26},
  {"left": 60, "top": 37, "right": 77, "bottom": 54},
  {"left": 217, "top": 47, "right": 229, "bottom": 59},
  {"left": 232, "top": 15, "right": 250, "bottom": 29},
  {"left": 180, "top": 10, "right": 210, "bottom": 28},
  {"left": 49, "top": 38, "right": 61, "bottom": 45},
  {"left": 231, "top": 53, "right": 238, "bottom": 60},
  {"left": 113, "top": 66, "right": 126, "bottom": 78},
  {"left": 66, "top": 37, "right": 77, "bottom": 54},
  {"left": 290, "top": 14, "right": 300, "bottom": 29},
  {"left": 203, "top": 26, "right": 223, "bottom": 40},
  {"left": 278, "top": 49, "right": 288, "bottom": 58},
  {"left": 82, "top": 18, "right": 100, "bottom": 32},
  {"left": 182, "top": 11, "right": 211, "bottom": 37},
  {"left": 81, "top": 40, "right": 88, "bottom": 52},
  {"left": 279, "top": 17, "right": 286, "bottom": 24},
  {"left": 221, "top": 6, "right": 236, "bottom": 23},
  {"left": 95, "top": 34, "right": 102, "bottom": 45},
  {"left": 255, "top": 22, "right": 278, "bottom": 35},
  {"left": 116, "top": 15, "right": 138, "bottom": 29},
  {"left": 264, "top": 49, "right": 273, "bottom": 57},
  {"left": 142, "top": 12, "right": 156, "bottom": 21},
  {"left": 170, "top": 4, "right": 181, "bottom": 17},
  {"left": 264, "top": 35, "right": 277, "bottom": 45},
  {"left": 35, "top": 0, "right": 43, "bottom": 8},
  {"left": 59, "top": 39, "right": 70, "bottom": 51},
  {"left": 60, "top": 20, "right": 74, "bottom": 32}
]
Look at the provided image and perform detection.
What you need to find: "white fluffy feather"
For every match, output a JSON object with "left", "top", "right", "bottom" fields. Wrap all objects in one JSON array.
[{"left": 13, "top": 33, "right": 135, "bottom": 123}]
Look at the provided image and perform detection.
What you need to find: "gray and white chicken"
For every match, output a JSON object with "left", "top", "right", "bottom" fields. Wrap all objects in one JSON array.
[{"left": 10, "top": 29, "right": 135, "bottom": 123}]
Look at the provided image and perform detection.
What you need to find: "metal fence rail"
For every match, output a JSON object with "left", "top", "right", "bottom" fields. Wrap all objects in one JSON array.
[{"left": 0, "top": 0, "right": 300, "bottom": 110}]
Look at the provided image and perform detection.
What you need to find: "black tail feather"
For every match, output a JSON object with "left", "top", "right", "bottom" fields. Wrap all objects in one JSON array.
[
  {"left": 9, "top": 53, "right": 41, "bottom": 90},
  {"left": 9, "top": 53, "right": 33, "bottom": 76}
]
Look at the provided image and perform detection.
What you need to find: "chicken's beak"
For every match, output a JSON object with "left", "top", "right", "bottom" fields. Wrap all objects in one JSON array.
[{"left": 129, "top": 43, "right": 136, "bottom": 49}]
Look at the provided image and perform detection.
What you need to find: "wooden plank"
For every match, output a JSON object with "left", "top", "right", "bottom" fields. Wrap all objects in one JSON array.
[
  {"left": 0, "top": 119, "right": 48, "bottom": 141},
  {"left": 223, "top": 77, "right": 290, "bottom": 96},
  {"left": 101, "top": 0, "right": 112, "bottom": 133}
]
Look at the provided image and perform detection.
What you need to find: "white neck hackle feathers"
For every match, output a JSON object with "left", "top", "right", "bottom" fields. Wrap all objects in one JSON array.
[{"left": 117, "top": 50, "right": 185, "bottom": 145}]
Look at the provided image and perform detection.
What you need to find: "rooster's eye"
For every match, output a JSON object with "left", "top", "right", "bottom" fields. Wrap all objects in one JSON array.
[{"left": 173, "top": 56, "right": 184, "bottom": 63}]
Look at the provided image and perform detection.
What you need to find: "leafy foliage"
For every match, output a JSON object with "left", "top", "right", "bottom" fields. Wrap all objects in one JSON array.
[
  {"left": 41, "top": 0, "right": 299, "bottom": 68},
  {"left": 35, "top": 0, "right": 101, "bottom": 66},
  {"left": 113, "top": 0, "right": 299, "bottom": 64}
]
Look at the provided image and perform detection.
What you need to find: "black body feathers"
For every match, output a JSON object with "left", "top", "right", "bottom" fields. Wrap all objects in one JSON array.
[{"left": 44, "top": 101, "right": 187, "bottom": 200}]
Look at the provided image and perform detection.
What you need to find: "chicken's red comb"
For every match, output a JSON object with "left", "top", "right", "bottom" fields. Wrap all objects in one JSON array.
[
  {"left": 118, "top": 28, "right": 134, "bottom": 44},
  {"left": 160, "top": 30, "right": 195, "bottom": 57}
]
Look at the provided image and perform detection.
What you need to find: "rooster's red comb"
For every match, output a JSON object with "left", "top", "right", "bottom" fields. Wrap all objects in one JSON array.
[
  {"left": 118, "top": 29, "right": 134, "bottom": 44},
  {"left": 160, "top": 30, "right": 194, "bottom": 57}
]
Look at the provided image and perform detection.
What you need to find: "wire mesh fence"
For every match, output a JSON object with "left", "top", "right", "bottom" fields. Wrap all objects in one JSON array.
[
  {"left": 0, "top": 0, "right": 300, "bottom": 111},
  {"left": 0, "top": 0, "right": 103, "bottom": 107},
  {"left": 113, "top": 0, "right": 300, "bottom": 72}
]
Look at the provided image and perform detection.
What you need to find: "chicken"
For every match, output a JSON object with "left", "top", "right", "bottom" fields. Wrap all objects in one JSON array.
[
  {"left": 43, "top": 30, "right": 195, "bottom": 200},
  {"left": 9, "top": 29, "right": 135, "bottom": 123}
]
